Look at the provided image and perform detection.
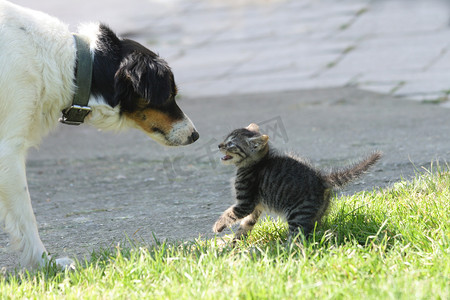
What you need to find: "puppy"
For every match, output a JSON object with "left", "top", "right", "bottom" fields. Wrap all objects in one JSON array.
[{"left": 0, "top": 0, "right": 199, "bottom": 269}]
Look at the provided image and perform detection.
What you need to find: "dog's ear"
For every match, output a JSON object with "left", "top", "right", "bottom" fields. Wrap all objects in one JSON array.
[{"left": 114, "top": 53, "right": 175, "bottom": 112}]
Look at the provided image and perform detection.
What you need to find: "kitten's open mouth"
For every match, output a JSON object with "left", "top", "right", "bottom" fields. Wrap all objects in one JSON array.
[{"left": 221, "top": 155, "right": 233, "bottom": 161}]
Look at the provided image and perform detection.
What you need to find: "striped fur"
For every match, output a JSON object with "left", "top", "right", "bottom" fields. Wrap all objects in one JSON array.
[
  {"left": 323, "top": 152, "right": 382, "bottom": 188},
  {"left": 213, "top": 124, "right": 382, "bottom": 240}
]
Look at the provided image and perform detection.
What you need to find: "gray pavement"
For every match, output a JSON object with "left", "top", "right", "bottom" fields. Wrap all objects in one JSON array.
[
  {"left": 2, "top": 88, "right": 449, "bottom": 269},
  {"left": 1, "top": 0, "right": 450, "bottom": 269}
]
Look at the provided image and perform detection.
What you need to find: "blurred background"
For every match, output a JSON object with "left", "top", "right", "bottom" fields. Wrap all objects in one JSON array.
[{"left": 13, "top": 0, "right": 450, "bottom": 104}]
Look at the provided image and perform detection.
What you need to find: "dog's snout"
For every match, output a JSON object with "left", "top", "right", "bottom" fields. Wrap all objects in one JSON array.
[
  {"left": 161, "top": 116, "right": 198, "bottom": 146},
  {"left": 184, "top": 130, "right": 199, "bottom": 144},
  {"left": 191, "top": 131, "right": 200, "bottom": 142}
]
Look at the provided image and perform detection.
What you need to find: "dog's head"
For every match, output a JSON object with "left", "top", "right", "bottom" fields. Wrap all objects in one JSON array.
[
  {"left": 116, "top": 40, "right": 198, "bottom": 146},
  {"left": 88, "top": 25, "right": 199, "bottom": 146}
]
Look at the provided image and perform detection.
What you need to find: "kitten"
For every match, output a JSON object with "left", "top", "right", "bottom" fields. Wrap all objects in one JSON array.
[{"left": 213, "top": 123, "right": 382, "bottom": 240}]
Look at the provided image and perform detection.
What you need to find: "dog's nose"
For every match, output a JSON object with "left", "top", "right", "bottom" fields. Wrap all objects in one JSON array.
[{"left": 191, "top": 131, "right": 199, "bottom": 142}]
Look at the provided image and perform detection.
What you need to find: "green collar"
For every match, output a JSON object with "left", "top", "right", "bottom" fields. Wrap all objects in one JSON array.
[{"left": 60, "top": 34, "right": 93, "bottom": 125}]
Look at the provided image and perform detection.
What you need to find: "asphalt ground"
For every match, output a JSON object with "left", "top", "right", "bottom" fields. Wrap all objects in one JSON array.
[{"left": 1, "top": 87, "right": 449, "bottom": 269}]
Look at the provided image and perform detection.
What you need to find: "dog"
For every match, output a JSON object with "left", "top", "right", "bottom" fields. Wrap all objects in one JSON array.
[{"left": 0, "top": 0, "right": 199, "bottom": 269}]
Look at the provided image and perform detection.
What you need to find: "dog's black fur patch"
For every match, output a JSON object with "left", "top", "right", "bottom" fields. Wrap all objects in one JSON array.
[{"left": 90, "top": 24, "right": 181, "bottom": 118}]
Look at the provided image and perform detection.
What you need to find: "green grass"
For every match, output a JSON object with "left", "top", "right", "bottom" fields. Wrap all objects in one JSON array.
[{"left": 1, "top": 166, "right": 449, "bottom": 299}]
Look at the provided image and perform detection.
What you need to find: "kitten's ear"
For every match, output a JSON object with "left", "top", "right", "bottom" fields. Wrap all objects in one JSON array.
[
  {"left": 246, "top": 123, "right": 260, "bottom": 133},
  {"left": 260, "top": 134, "right": 269, "bottom": 144},
  {"left": 249, "top": 134, "right": 269, "bottom": 149}
]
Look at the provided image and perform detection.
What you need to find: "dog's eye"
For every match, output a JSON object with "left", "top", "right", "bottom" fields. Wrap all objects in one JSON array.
[{"left": 152, "top": 127, "right": 164, "bottom": 135}]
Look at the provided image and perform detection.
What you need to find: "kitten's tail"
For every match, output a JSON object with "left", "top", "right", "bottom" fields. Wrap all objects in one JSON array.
[{"left": 323, "top": 151, "right": 382, "bottom": 189}]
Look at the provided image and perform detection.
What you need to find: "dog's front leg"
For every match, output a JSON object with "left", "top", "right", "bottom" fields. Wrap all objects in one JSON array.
[{"left": 0, "top": 152, "right": 73, "bottom": 269}]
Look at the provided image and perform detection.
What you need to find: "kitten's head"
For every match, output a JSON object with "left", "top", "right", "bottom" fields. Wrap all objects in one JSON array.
[{"left": 218, "top": 123, "right": 269, "bottom": 167}]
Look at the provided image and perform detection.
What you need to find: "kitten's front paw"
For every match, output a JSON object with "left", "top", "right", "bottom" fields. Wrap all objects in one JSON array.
[{"left": 213, "top": 220, "right": 227, "bottom": 233}]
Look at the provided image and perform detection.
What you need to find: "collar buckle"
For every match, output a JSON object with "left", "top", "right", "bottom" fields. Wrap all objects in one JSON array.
[
  {"left": 59, "top": 105, "right": 92, "bottom": 125},
  {"left": 61, "top": 34, "right": 93, "bottom": 125}
]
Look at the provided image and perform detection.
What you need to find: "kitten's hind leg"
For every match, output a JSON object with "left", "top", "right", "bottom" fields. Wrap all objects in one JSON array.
[
  {"left": 286, "top": 210, "right": 316, "bottom": 239},
  {"left": 287, "top": 223, "right": 314, "bottom": 241},
  {"left": 286, "top": 193, "right": 324, "bottom": 239},
  {"left": 234, "top": 206, "right": 262, "bottom": 241}
]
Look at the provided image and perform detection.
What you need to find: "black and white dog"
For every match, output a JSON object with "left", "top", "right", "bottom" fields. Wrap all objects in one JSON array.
[{"left": 0, "top": 0, "right": 199, "bottom": 269}]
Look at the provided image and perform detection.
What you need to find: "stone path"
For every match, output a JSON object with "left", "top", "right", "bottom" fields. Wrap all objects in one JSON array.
[{"left": 15, "top": 0, "right": 450, "bottom": 104}]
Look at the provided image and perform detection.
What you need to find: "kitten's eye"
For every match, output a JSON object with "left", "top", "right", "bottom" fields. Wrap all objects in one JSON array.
[{"left": 226, "top": 142, "right": 234, "bottom": 148}]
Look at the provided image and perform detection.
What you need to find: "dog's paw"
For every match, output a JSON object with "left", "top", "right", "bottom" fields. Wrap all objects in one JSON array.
[
  {"left": 213, "top": 220, "right": 227, "bottom": 233},
  {"left": 55, "top": 257, "right": 76, "bottom": 271}
]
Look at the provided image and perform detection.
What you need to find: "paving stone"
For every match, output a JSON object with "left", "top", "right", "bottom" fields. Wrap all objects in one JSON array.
[
  {"left": 336, "top": 0, "right": 450, "bottom": 38},
  {"left": 428, "top": 47, "right": 450, "bottom": 71},
  {"left": 357, "top": 70, "right": 450, "bottom": 96},
  {"left": 12, "top": 0, "right": 450, "bottom": 101}
]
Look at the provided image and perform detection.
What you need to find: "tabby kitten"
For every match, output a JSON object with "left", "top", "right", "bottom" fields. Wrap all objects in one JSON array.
[{"left": 213, "top": 123, "right": 382, "bottom": 240}]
